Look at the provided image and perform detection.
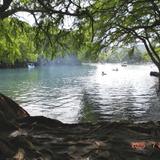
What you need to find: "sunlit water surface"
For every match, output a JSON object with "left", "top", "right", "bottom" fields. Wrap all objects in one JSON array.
[{"left": 0, "top": 63, "right": 160, "bottom": 123}]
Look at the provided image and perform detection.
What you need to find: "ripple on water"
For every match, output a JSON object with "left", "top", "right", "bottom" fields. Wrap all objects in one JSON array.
[{"left": 0, "top": 64, "right": 159, "bottom": 123}]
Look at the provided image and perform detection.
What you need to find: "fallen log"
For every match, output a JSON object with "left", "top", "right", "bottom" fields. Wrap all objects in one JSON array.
[
  {"left": 0, "top": 93, "right": 29, "bottom": 121},
  {"left": 150, "top": 71, "right": 160, "bottom": 77}
]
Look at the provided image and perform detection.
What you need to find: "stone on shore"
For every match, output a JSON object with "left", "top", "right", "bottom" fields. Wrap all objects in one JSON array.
[{"left": 0, "top": 93, "right": 29, "bottom": 121}]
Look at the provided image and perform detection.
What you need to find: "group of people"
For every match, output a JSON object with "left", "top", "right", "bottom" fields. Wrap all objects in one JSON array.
[{"left": 101, "top": 68, "right": 119, "bottom": 76}]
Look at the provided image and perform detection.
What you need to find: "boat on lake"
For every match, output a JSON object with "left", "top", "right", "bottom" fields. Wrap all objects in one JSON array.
[
  {"left": 121, "top": 62, "right": 127, "bottom": 67},
  {"left": 27, "top": 63, "right": 35, "bottom": 69}
]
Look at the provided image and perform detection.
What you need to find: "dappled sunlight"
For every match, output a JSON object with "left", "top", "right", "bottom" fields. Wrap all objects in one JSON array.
[
  {"left": 131, "top": 141, "right": 160, "bottom": 150},
  {"left": 95, "top": 63, "right": 156, "bottom": 89},
  {"left": 85, "top": 63, "right": 158, "bottom": 121}
]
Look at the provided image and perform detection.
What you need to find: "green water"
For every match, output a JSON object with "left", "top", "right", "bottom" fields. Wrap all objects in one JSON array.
[{"left": 0, "top": 63, "right": 159, "bottom": 123}]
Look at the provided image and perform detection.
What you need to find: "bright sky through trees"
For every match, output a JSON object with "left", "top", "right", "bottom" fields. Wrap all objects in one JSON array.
[{"left": 15, "top": 12, "right": 35, "bottom": 25}]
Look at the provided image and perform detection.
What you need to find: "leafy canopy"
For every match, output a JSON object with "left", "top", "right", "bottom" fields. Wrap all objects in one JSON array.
[
  {"left": 1, "top": 0, "right": 160, "bottom": 64},
  {"left": 0, "top": 18, "right": 37, "bottom": 64}
]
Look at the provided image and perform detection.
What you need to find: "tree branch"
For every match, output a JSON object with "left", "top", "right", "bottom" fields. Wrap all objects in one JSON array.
[{"left": 0, "top": 0, "right": 13, "bottom": 12}]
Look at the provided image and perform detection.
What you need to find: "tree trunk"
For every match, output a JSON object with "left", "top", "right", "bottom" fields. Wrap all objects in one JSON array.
[{"left": 157, "top": 66, "right": 160, "bottom": 93}]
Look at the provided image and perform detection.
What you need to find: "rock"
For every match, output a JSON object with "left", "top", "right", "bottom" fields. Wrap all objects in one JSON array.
[
  {"left": 0, "top": 140, "right": 15, "bottom": 158},
  {"left": 0, "top": 110, "right": 17, "bottom": 131},
  {"left": 9, "top": 129, "right": 28, "bottom": 138},
  {"left": 13, "top": 148, "right": 25, "bottom": 160},
  {"left": 18, "top": 116, "right": 63, "bottom": 128},
  {"left": 0, "top": 93, "right": 29, "bottom": 122}
]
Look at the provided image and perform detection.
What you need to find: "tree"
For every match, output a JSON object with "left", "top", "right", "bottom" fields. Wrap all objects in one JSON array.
[
  {"left": 0, "top": 0, "right": 92, "bottom": 28},
  {"left": 0, "top": 18, "right": 37, "bottom": 66},
  {"left": 0, "top": 0, "right": 95, "bottom": 60},
  {"left": 86, "top": 0, "right": 160, "bottom": 89}
]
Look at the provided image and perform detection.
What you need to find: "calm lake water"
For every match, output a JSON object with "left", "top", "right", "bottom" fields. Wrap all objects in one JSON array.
[{"left": 0, "top": 63, "right": 160, "bottom": 123}]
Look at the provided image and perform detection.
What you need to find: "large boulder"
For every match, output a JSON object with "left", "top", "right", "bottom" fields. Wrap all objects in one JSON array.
[{"left": 0, "top": 93, "right": 29, "bottom": 122}]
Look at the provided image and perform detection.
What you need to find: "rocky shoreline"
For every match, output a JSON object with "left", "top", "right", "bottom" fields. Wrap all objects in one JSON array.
[{"left": 1, "top": 93, "right": 160, "bottom": 160}]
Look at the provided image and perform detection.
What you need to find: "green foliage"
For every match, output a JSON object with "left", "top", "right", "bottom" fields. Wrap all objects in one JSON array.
[
  {"left": 142, "top": 53, "right": 150, "bottom": 62},
  {"left": 97, "top": 52, "right": 108, "bottom": 62},
  {"left": 19, "top": 0, "right": 30, "bottom": 4},
  {"left": 0, "top": 18, "right": 37, "bottom": 64},
  {"left": 1, "top": 0, "right": 160, "bottom": 65}
]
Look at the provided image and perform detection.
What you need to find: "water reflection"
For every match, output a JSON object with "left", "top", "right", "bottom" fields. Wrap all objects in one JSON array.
[
  {"left": 0, "top": 64, "right": 159, "bottom": 123},
  {"left": 142, "top": 93, "right": 160, "bottom": 122},
  {"left": 79, "top": 90, "right": 101, "bottom": 123},
  {"left": 79, "top": 85, "right": 142, "bottom": 123}
]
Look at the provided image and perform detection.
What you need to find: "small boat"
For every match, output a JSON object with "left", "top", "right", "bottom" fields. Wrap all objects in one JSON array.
[
  {"left": 121, "top": 62, "right": 127, "bottom": 67},
  {"left": 27, "top": 63, "right": 35, "bottom": 69}
]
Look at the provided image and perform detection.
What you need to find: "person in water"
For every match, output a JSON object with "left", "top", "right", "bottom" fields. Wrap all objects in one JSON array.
[
  {"left": 112, "top": 68, "right": 118, "bottom": 71},
  {"left": 102, "top": 71, "right": 107, "bottom": 76}
]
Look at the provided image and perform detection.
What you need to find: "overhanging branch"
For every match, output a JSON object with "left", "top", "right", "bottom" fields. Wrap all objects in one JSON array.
[{"left": 0, "top": 0, "right": 13, "bottom": 12}]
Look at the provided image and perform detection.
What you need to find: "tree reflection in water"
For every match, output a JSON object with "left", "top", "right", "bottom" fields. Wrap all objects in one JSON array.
[{"left": 79, "top": 90, "right": 100, "bottom": 123}]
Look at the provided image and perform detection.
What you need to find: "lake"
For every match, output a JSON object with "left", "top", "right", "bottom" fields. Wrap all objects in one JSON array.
[{"left": 0, "top": 63, "right": 160, "bottom": 123}]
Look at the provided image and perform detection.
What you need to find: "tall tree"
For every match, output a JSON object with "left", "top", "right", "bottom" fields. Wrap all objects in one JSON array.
[
  {"left": 0, "top": 18, "right": 37, "bottom": 65},
  {"left": 86, "top": 0, "right": 160, "bottom": 90},
  {"left": 0, "top": 0, "right": 94, "bottom": 59}
]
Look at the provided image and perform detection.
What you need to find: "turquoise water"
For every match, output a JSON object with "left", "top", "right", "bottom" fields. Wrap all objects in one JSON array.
[{"left": 0, "top": 63, "right": 160, "bottom": 123}]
